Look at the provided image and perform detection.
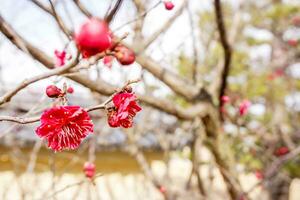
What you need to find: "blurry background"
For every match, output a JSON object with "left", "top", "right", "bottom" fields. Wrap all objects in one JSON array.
[{"left": 0, "top": 0, "right": 300, "bottom": 199}]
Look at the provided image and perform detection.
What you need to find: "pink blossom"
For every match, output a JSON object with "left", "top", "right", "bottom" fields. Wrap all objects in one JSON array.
[{"left": 239, "top": 100, "right": 251, "bottom": 116}]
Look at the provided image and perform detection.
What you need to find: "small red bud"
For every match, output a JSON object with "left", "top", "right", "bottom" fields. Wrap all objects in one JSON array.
[
  {"left": 164, "top": 1, "right": 174, "bottom": 10},
  {"left": 159, "top": 186, "right": 166, "bottom": 194},
  {"left": 103, "top": 55, "right": 114, "bottom": 68},
  {"left": 221, "top": 95, "right": 230, "bottom": 104},
  {"left": 275, "top": 146, "right": 289, "bottom": 157},
  {"left": 114, "top": 45, "right": 135, "bottom": 65},
  {"left": 287, "top": 39, "right": 298, "bottom": 47},
  {"left": 291, "top": 16, "right": 300, "bottom": 26},
  {"left": 67, "top": 86, "right": 74, "bottom": 94},
  {"left": 255, "top": 170, "right": 264, "bottom": 180},
  {"left": 83, "top": 162, "right": 95, "bottom": 179},
  {"left": 46, "top": 85, "right": 62, "bottom": 98}
]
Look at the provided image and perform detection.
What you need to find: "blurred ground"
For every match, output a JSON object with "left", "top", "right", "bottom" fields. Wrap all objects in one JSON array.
[{"left": 1, "top": 156, "right": 292, "bottom": 200}]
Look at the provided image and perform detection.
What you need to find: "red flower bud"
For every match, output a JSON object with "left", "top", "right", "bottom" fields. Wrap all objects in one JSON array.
[
  {"left": 239, "top": 100, "right": 251, "bottom": 116},
  {"left": 103, "top": 55, "right": 114, "bottom": 68},
  {"left": 287, "top": 39, "right": 298, "bottom": 47},
  {"left": 83, "top": 162, "right": 96, "bottom": 178},
  {"left": 115, "top": 45, "right": 135, "bottom": 65},
  {"left": 75, "top": 18, "right": 112, "bottom": 58},
  {"left": 164, "top": 1, "right": 174, "bottom": 10},
  {"left": 221, "top": 95, "right": 230, "bottom": 104},
  {"left": 67, "top": 86, "right": 74, "bottom": 94},
  {"left": 46, "top": 85, "right": 62, "bottom": 98},
  {"left": 255, "top": 170, "right": 264, "bottom": 180},
  {"left": 275, "top": 146, "right": 289, "bottom": 157},
  {"left": 291, "top": 16, "right": 300, "bottom": 26},
  {"left": 159, "top": 186, "right": 166, "bottom": 194}
]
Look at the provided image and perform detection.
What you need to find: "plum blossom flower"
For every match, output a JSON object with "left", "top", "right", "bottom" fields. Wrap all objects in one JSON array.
[
  {"left": 107, "top": 92, "right": 141, "bottom": 128},
  {"left": 36, "top": 106, "right": 93, "bottom": 151},
  {"left": 239, "top": 100, "right": 251, "bottom": 116}
]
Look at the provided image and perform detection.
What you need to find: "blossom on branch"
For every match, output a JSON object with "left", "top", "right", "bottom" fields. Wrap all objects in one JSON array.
[
  {"left": 239, "top": 100, "right": 251, "bottom": 116},
  {"left": 36, "top": 106, "right": 93, "bottom": 151},
  {"left": 107, "top": 92, "right": 141, "bottom": 128},
  {"left": 75, "top": 18, "right": 112, "bottom": 58}
]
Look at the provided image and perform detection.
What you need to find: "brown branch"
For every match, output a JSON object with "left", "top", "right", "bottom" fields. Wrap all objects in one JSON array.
[
  {"left": 112, "top": 0, "right": 161, "bottom": 32},
  {"left": 213, "top": 0, "right": 232, "bottom": 108},
  {"left": 141, "top": 0, "right": 187, "bottom": 50},
  {"left": 135, "top": 55, "right": 201, "bottom": 101},
  {"left": 0, "top": 115, "right": 40, "bottom": 124},
  {"left": 265, "top": 145, "right": 300, "bottom": 179},
  {"left": 187, "top": 2, "right": 199, "bottom": 83},
  {"left": 72, "top": 0, "right": 92, "bottom": 18},
  {"left": 40, "top": 174, "right": 103, "bottom": 200},
  {"left": 104, "top": 0, "right": 123, "bottom": 24},
  {"left": 48, "top": 0, "right": 73, "bottom": 38},
  {"left": 0, "top": 53, "right": 79, "bottom": 106}
]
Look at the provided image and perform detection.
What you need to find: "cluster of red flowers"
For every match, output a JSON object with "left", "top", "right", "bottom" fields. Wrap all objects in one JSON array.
[
  {"left": 107, "top": 91, "right": 142, "bottom": 128},
  {"left": 38, "top": 83, "right": 141, "bottom": 151},
  {"left": 35, "top": 17, "right": 142, "bottom": 158},
  {"left": 220, "top": 95, "right": 251, "bottom": 116}
]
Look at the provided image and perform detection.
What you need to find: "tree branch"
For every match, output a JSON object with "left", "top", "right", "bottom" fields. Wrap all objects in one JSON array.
[
  {"left": 104, "top": 0, "right": 123, "bottom": 24},
  {"left": 213, "top": 0, "right": 232, "bottom": 107}
]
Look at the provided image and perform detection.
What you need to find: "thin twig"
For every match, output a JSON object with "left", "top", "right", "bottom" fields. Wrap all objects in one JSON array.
[
  {"left": 0, "top": 53, "right": 79, "bottom": 106},
  {"left": 38, "top": 174, "right": 103, "bottom": 200},
  {"left": 48, "top": 0, "right": 73, "bottom": 39},
  {"left": 113, "top": 0, "right": 162, "bottom": 32}
]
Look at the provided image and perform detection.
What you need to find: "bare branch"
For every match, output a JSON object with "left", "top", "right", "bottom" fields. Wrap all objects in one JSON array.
[
  {"left": 104, "top": 0, "right": 124, "bottom": 24},
  {"left": 213, "top": 0, "right": 232, "bottom": 107},
  {"left": 142, "top": 0, "right": 187, "bottom": 50},
  {"left": 72, "top": 0, "right": 92, "bottom": 18},
  {"left": 0, "top": 53, "right": 79, "bottom": 106},
  {"left": 113, "top": 0, "right": 162, "bottom": 32},
  {"left": 48, "top": 0, "right": 73, "bottom": 38},
  {"left": 0, "top": 115, "right": 40, "bottom": 124}
]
